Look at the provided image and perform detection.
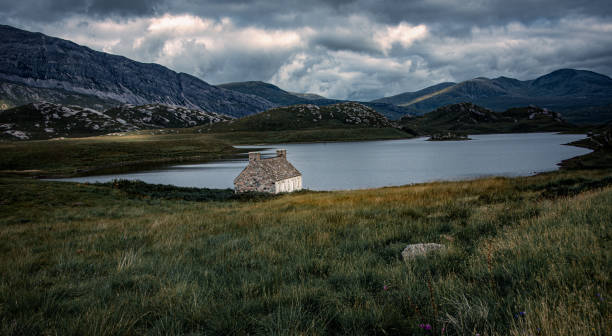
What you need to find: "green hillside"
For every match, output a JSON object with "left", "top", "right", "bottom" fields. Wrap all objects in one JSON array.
[
  {"left": 205, "top": 102, "right": 395, "bottom": 132},
  {"left": 400, "top": 103, "right": 576, "bottom": 135}
]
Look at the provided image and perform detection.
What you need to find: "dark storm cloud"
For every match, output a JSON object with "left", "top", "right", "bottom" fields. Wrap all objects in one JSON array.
[
  {"left": 7, "top": 0, "right": 610, "bottom": 26},
  {"left": 340, "top": 0, "right": 612, "bottom": 26},
  {"left": 0, "top": 0, "right": 162, "bottom": 22},
  {"left": 1, "top": 0, "right": 611, "bottom": 100},
  {"left": 309, "top": 31, "right": 381, "bottom": 54},
  {"left": 88, "top": 0, "right": 163, "bottom": 17}
]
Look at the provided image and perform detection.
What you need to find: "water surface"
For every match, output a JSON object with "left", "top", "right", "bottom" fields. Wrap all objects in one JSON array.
[{"left": 55, "top": 133, "right": 591, "bottom": 190}]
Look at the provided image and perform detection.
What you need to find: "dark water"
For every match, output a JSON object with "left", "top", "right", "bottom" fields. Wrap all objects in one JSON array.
[{"left": 54, "top": 133, "right": 591, "bottom": 190}]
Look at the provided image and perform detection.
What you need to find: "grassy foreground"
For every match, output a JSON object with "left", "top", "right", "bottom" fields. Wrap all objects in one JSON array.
[{"left": 1, "top": 170, "right": 610, "bottom": 335}]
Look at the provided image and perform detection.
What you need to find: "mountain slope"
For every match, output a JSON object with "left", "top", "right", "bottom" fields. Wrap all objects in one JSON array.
[
  {"left": 0, "top": 25, "right": 274, "bottom": 117},
  {"left": 0, "top": 80, "right": 122, "bottom": 111},
  {"left": 372, "top": 82, "right": 456, "bottom": 106},
  {"left": 0, "top": 103, "right": 232, "bottom": 140},
  {"left": 218, "top": 81, "right": 310, "bottom": 106},
  {"left": 374, "top": 69, "right": 612, "bottom": 122},
  {"left": 206, "top": 102, "right": 394, "bottom": 132},
  {"left": 399, "top": 102, "right": 575, "bottom": 134}
]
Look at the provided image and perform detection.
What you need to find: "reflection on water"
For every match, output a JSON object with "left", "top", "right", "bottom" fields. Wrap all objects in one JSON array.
[{"left": 53, "top": 133, "right": 591, "bottom": 190}]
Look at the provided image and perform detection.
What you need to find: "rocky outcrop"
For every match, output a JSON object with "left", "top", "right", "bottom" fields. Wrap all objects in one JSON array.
[
  {"left": 104, "top": 104, "right": 232, "bottom": 129},
  {"left": 0, "top": 102, "right": 232, "bottom": 140},
  {"left": 401, "top": 243, "right": 446, "bottom": 260},
  {"left": 326, "top": 102, "right": 394, "bottom": 127},
  {"left": 209, "top": 102, "right": 394, "bottom": 132}
]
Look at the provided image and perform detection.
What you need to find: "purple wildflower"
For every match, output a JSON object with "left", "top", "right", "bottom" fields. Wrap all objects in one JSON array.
[
  {"left": 418, "top": 323, "right": 432, "bottom": 331},
  {"left": 383, "top": 285, "right": 389, "bottom": 291}
]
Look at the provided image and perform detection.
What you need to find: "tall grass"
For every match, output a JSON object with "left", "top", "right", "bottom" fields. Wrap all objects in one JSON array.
[{"left": 0, "top": 170, "right": 610, "bottom": 335}]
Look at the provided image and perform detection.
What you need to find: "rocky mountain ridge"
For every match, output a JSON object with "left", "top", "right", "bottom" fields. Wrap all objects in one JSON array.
[{"left": 0, "top": 24, "right": 274, "bottom": 117}]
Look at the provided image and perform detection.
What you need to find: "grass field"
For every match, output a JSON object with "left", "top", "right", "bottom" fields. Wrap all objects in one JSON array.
[
  {"left": 1, "top": 170, "right": 610, "bottom": 335},
  {"left": 0, "top": 134, "right": 237, "bottom": 177},
  {"left": 206, "top": 128, "right": 410, "bottom": 145}
]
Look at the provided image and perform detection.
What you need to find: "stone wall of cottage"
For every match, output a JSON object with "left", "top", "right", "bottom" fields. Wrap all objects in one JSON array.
[
  {"left": 234, "top": 171, "right": 276, "bottom": 193},
  {"left": 275, "top": 176, "right": 303, "bottom": 193}
]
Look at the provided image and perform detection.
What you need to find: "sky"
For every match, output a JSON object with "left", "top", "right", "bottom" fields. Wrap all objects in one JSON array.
[{"left": 1, "top": 1, "right": 611, "bottom": 101}]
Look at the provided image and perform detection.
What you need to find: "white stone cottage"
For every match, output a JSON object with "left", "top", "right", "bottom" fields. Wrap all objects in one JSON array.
[{"left": 234, "top": 149, "right": 303, "bottom": 194}]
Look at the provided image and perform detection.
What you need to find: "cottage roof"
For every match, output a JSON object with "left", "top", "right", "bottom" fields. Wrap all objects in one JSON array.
[{"left": 234, "top": 155, "right": 301, "bottom": 184}]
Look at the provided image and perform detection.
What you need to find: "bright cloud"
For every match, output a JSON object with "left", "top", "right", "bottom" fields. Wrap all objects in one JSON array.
[{"left": 375, "top": 23, "right": 428, "bottom": 54}]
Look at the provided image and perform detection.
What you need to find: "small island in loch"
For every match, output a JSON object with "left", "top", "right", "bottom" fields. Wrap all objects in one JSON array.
[{"left": 427, "top": 132, "right": 471, "bottom": 141}]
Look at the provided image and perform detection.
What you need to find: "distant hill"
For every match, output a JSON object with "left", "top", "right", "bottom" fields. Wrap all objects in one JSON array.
[
  {"left": 0, "top": 25, "right": 274, "bottom": 117},
  {"left": 218, "top": 80, "right": 416, "bottom": 120},
  {"left": 218, "top": 81, "right": 310, "bottom": 106},
  {"left": 374, "top": 69, "right": 612, "bottom": 123},
  {"left": 0, "top": 103, "right": 231, "bottom": 140},
  {"left": 205, "top": 102, "right": 394, "bottom": 133},
  {"left": 399, "top": 102, "right": 575, "bottom": 135},
  {"left": 290, "top": 92, "right": 328, "bottom": 100}
]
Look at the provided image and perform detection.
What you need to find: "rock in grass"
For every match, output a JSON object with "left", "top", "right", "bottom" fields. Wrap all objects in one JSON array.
[{"left": 402, "top": 243, "right": 445, "bottom": 260}]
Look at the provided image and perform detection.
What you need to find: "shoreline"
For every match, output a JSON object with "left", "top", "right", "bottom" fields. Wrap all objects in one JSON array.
[{"left": 42, "top": 133, "right": 592, "bottom": 190}]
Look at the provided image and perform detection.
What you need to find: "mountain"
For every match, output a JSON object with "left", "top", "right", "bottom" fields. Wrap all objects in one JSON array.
[
  {"left": 217, "top": 80, "right": 343, "bottom": 107},
  {"left": 398, "top": 102, "right": 575, "bottom": 135},
  {"left": 0, "top": 25, "right": 274, "bottom": 117},
  {"left": 0, "top": 102, "right": 232, "bottom": 140},
  {"left": 374, "top": 69, "right": 612, "bottom": 123},
  {"left": 206, "top": 102, "right": 394, "bottom": 132}
]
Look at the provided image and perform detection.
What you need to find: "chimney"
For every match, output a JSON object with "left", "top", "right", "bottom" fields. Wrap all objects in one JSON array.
[
  {"left": 276, "top": 149, "right": 287, "bottom": 158},
  {"left": 249, "top": 152, "right": 261, "bottom": 162}
]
